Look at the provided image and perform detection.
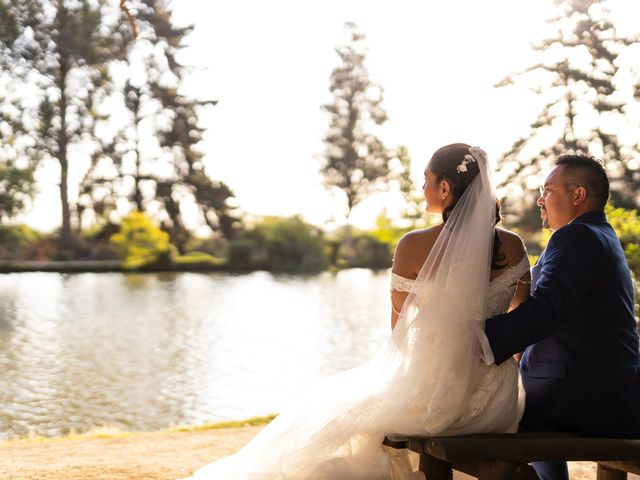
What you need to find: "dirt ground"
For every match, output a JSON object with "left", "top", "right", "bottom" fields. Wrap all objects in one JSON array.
[
  {"left": 0, "top": 425, "right": 263, "bottom": 480},
  {"left": 0, "top": 425, "right": 636, "bottom": 480}
]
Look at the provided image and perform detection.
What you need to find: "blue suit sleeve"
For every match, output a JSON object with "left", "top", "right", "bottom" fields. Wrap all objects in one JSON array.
[{"left": 485, "top": 223, "right": 605, "bottom": 364}]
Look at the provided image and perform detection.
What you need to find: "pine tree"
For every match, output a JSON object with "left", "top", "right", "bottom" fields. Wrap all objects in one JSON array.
[
  {"left": 391, "top": 145, "right": 428, "bottom": 229},
  {"left": 0, "top": 160, "right": 35, "bottom": 223},
  {"left": 0, "top": 0, "right": 131, "bottom": 251},
  {"left": 78, "top": 0, "right": 239, "bottom": 250},
  {"left": 0, "top": 86, "right": 36, "bottom": 222},
  {"left": 320, "top": 22, "right": 391, "bottom": 223},
  {"left": 496, "top": 0, "right": 640, "bottom": 219}
]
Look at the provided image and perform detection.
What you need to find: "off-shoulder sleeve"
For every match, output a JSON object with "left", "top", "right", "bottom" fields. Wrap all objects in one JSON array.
[{"left": 391, "top": 272, "right": 415, "bottom": 292}]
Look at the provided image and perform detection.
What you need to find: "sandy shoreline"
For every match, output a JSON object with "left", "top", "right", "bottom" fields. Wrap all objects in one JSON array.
[
  {"left": 0, "top": 424, "right": 265, "bottom": 480},
  {"left": 0, "top": 424, "right": 637, "bottom": 479}
]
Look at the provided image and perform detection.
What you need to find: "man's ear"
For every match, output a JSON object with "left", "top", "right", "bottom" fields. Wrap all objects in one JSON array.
[{"left": 573, "top": 186, "right": 588, "bottom": 206}]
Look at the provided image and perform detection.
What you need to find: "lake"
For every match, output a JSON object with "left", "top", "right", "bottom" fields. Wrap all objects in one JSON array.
[{"left": 0, "top": 269, "right": 391, "bottom": 439}]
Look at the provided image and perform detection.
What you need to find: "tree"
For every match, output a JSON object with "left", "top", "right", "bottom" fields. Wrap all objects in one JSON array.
[
  {"left": 0, "top": 156, "right": 35, "bottom": 223},
  {"left": 496, "top": 0, "right": 640, "bottom": 220},
  {"left": 320, "top": 22, "right": 392, "bottom": 223},
  {"left": 0, "top": 0, "right": 131, "bottom": 252},
  {"left": 391, "top": 145, "right": 428, "bottom": 229},
  {"left": 78, "top": 0, "right": 239, "bottom": 250},
  {"left": 153, "top": 83, "right": 240, "bottom": 246},
  {"left": 0, "top": 72, "right": 37, "bottom": 223},
  {"left": 227, "top": 216, "right": 328, "bottom": 272}
]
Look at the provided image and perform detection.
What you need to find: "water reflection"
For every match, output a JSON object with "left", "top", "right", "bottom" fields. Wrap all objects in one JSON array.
[{"left": 0, "top": 269, "right": 390, "bottom": 438}]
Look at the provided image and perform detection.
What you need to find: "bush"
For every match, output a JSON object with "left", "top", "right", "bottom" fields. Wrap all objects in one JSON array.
[
  {"left": 0, "top": 224, "right": 43, "bottom": 260},
  {"left": 606, "top": 205, "right": 640, "bottom": 323},
  {"left": 227, "top": 238, "right": 267, "bottom": 270},
  {"left": 227, "top": 216, "right": 327, "bottom": 272},
  {"left": 334, "top": 230, "right": 393, "bottom": 269},
  {"left": 173, "top": 251, "right": 224, "bottom": 270},
  {"left": 109, "top": 212, "right": 173, "bottom": 270},
  {"left": 606, "top": 205, "right": 640, "bottom": 277},
  {"left": 368, "top": 211, "right": 413, "bottom": 257}
]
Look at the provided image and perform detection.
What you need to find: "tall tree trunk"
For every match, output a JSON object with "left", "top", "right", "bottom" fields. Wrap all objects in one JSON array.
[
  {"left": 133, "top": 101, "right": 143, "bottom": 211},
  {"left": 57, "top": 54, "right": 73, "bottom": 253},
  {"left": 133, "top": 145, "right": 143, "bottom": 211}
]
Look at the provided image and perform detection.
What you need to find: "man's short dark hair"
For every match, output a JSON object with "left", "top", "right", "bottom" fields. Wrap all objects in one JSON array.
[{"left": 556, "top": 153, "right": 609, "bottom": 209}]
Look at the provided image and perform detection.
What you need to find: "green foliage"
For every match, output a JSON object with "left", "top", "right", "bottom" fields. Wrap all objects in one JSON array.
[
  {"left": 173, "top": 251, "right": 224, "bottom": 268},
  {"left": 109, "top": 212, "right": 172, "bottom": 270},
  {"left": 537, "top": 227, "right": 553, "bottom": 251},
  {"left": 369, "top": 210, "right": 412, "bottom": 256},
  {"left": 320, "top": 22, "right": 392, "bottom": 220},
  {"left": 171, "top": 414, "right": 277, "bottom": 433},
  {"left": 340, "top": 231, "right": 392, "bottom": 269},
  {"left": 0, "top": 160, "right": 36, "bottom": 222},
  {"left": 78, "top": 2, "right": 238, "bottom": 247},
  {"left": 496, "top": 0, "right": 640, "bottom": 219},
  {"left": 528, "top": 254, "right": 540, "bottom": 267},
  {"left": 390, "top": 146, "right": 429, "bottom": 229},
  {"left": 227, "top": 216, "right": 327, "bottom": 272},
  {"left": 1, "top": 1, "right": 236, "bottom": 253},
  {"left": 328, "top": 223, "right": 394, "bottom": 269},
  {"left": 606, "top": 204, "right": 640, "bottom": 276},
  {"left": 0, "top": 224, "right": 42, "bottom": 259},
  {"left": 0, "top": 0, "right": 131, "bottom": 251}
]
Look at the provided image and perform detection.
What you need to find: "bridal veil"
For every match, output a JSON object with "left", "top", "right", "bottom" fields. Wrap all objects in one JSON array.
[{"left": 186, "top": 146, "right": 516, "bottom": 479}]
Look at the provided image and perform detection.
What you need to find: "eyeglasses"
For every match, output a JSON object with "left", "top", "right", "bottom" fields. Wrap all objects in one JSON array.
[{"left": 538, "top": 183, "right": 581, "bottom": 198}]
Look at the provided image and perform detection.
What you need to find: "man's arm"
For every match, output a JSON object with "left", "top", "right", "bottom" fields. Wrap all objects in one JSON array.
[{"left": 485, "top": 223, "right": 604, "bottom": 364}]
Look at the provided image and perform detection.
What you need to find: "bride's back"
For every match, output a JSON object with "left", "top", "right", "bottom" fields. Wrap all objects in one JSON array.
[
  {"left": 391, "top": 225, "right": 530, "bottom": 327},
  {"left": 394, "top": 225, "right": 526, "bottom": 281}
]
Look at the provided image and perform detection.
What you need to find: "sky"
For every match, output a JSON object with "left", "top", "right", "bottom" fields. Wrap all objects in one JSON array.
[{"left": 19, "top": 0, "right": 640, "bottom": 232}]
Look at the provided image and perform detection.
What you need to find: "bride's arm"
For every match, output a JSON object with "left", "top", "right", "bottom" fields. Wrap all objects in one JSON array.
[
  {"left": 389, "top": 229, "right": 437, "bottom": 329},
  {"left": 390, "top": 235, "right": 414, "bottom": 329},
  {"left": 508, "top": 268, "right": 531, "bottom": 312},
  {"left": 390, "top": 290, "right": 409, "bottom": 330},
  {"left": 505, "top": 239, "right": 531, "bottom": 361},
  {"left": 501, "top": 231, "right": 531, "bottom": 312}
]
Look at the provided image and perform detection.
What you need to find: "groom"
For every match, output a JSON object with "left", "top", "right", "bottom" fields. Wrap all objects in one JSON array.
[{"left": 484, "top": 154, "right": 640, "bottom": 480}]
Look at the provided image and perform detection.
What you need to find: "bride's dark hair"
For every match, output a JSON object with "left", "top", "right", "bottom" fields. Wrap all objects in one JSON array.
[{"left": 429, "top": 143, "right": 507, "bottom": 270}]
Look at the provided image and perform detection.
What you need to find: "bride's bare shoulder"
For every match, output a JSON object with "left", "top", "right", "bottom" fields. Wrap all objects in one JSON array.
[
  {"left": 398, "top": 225, "right": 443, "bottom": 247},
  {"left": 496, "top": 227, "right": 527, "bottom": 263},
  {"left": 392, "top": 226, "right": 443, "bottom": 278}
]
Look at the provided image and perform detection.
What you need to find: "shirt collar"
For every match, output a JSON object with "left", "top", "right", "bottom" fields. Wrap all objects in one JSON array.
[{"left": 570, "top": 209, "right": 606, "bottom": 225}]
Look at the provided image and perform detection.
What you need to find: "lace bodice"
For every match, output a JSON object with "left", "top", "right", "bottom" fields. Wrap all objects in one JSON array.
[
  {"left": 391, "top": 254, "right": 530, "bottom": 317},
  {"left": 389, "top": 254, "right": 529, "bottom": 435}
]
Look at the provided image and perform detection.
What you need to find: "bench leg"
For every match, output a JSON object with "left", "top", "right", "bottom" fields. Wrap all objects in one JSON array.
[
  {"left": 420, "top": 453, "right": 452, "bottom": 480},
  {"left": 477, "top": 461, "right": 539, "bottom": 480},
  {"left": 597, "top": 463, "right": 627, "bottom": 480}
]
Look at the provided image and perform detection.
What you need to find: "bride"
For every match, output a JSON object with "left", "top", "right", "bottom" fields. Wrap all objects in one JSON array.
[{"left": 183, "top": 143, "right": 531, "bottom": 479}]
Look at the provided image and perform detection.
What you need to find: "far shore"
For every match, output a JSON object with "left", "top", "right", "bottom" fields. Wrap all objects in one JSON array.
[
  {"left": 0, "top": 416, "right": 635, "bottom": 480},
  {"left": 0, "top": 259, "right": 391, "bottom": 274},
  {"left": 0, "top": 260, "right": 225, "bottom": 274}
]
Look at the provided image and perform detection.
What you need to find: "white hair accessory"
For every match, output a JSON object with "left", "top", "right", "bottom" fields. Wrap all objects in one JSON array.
[{"left": 456, "top": 153, "right": 476, "bottom": 173}]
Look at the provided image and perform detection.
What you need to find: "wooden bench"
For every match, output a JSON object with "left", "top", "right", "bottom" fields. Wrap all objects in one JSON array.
[{"left": 383, "top": 433, "right": 640, "bottom": 479}]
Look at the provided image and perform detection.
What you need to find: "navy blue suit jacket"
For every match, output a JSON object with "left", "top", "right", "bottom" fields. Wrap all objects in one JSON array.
[{"left": 485, "top": 210, "right": 640, "bottom": 437}]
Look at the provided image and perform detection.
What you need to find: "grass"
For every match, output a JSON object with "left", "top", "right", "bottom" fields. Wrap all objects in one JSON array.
[
  {"left": 170, "top": 414, "right": 277, "bottom": 432},
  {"left": 3, "top": 414, "right": 278, "bottom": 444}
]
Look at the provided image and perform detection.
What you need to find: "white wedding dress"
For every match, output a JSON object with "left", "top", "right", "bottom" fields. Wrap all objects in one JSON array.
[{"left": 183, "top": 148, "right": 528, "bottom": 480}]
